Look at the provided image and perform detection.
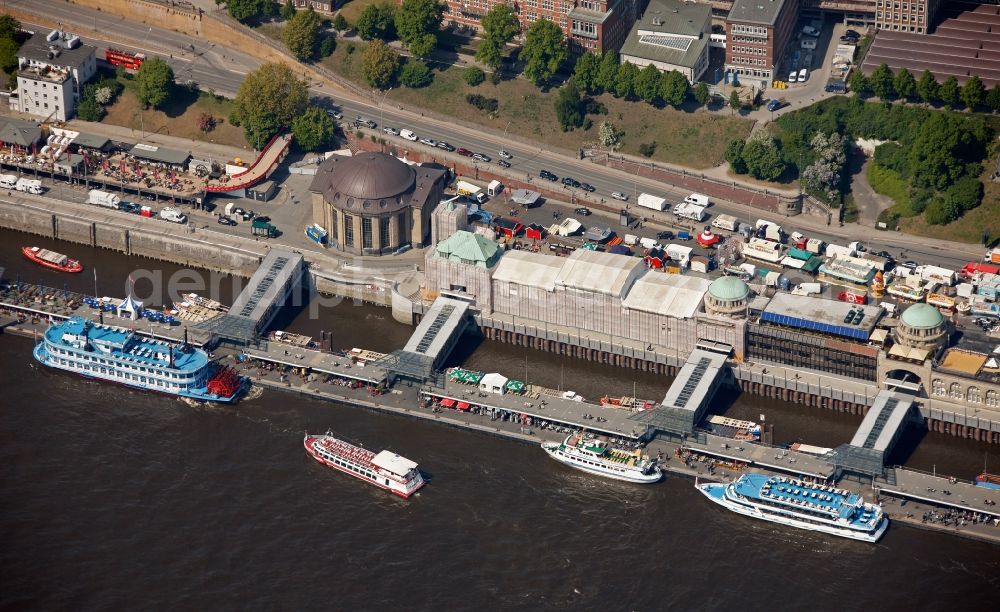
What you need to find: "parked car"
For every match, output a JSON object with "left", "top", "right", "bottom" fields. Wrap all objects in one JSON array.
[
  {"left": 580, "top": 182, "right": 596, "bottom": 192},
  {"left": 437, "top": 141, "right": 455, "bottom": 152},
  {"left": 561, "top": 177, "right": 581, "bottom": 188},
  {"left": 400, "top": 129, "right": 418, "bottom": 141},
  {"left": 419, "top": 137, "right": 437, "bottom": 147},
  {"left": 499, "top": 150, "right": 513, "bottom": 160},
  {"left": 766, "top": 98, "right": 785, "bottom": 112},
  {"left": 574, "top": 207, "right": 592, "bottom": 216},
  {"left": 355, "top": 116, "right": 377, "bottom": 129},
  {"left": 876, "top": 250, "right": 894, "bottom": 260},
  {"left": 656, "top": 230, "right": 674, "bottom": 240},
  {"left": 457, "top": 147, "right": 473, "bottom": 157},
  {"left": 218, "top": 216, "right": 237, "bottom": 226},
  {"left": 118, "top": 201, "right": 140, "bottom": 214},
  {"left": 845, "top": 29, "right": 861, "bottom": 38},
  {"left": 788, "top": 71, "right": 798, "bottom": 84},
  {"left": 901, "top": 260, "right": 918, "bottom": 270},
  {"left": 472, "top": 153, "right": 491, "bottom": 162},
  {"left": 498, "top": 159, "right": 511, "bottom": 168},
  {"left": 802, "top": 25, "right": 819, "bottom": 36},
  {"left": 383, "top": 126, "right": 399, "bottom": 136},
  {"left": 539, "top": 169, "right": 558, "bottom": 181},
  {"left": 825, "top": 82, "right": 847, "bottom": 94},
  {"left": 840, "top": 35, "right": 859, "bottom": 43},
  {"left": 611, "top": 192, "right": 628, "bottom": 201},
  {"left": 798, "top": 68, "right": 808, "bottom": 82},
  {"left": 326, "top": 109, "right": 343, "bottom": 120}
]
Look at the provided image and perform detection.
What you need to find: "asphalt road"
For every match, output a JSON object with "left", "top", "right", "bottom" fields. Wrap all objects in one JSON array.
[{"left": 17, "top": 0, "right": 983, "bottom": 270}]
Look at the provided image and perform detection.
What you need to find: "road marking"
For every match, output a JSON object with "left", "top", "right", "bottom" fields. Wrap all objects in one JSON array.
[{"left": 22, "top": 20, "right": 193, "bottom": 63}]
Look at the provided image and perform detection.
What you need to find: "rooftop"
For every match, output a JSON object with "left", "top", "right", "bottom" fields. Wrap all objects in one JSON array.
[
  {"left": 554, "top": 249, "right": 643, "bottom": 298},
  {"left": 47, "top": 317, "right": 206, "bottom": 372},
  {"left": 622, "top": 273, "right": 710, "bottom": 319},
  {"left": 727, "top": 0, "right": 789, "bottom": 26},
  {"left": 372, "top": 450, "right": 418, "bottom": 475},
  {"left": 0, "top": 118, "right": 42, "bottom": 147},
  {"left": 435, "top": 230, "right": 501, "bottom": 268},
  {"left": 492, "top": 249, "right": 564, "bottom": 291},
  {"left": 759, "top": 293, "right": 883, "bottom": 342},
  {"left": 900, "top": 303, "right": 945, "bottom": 329},
  {"left": 18, "top": 30, "right": 96, "bottom": 69},
  {"left": 708, "top": 276, "right": 750, "bottom": 302},
  {"left": 620, "top": 0, "right": 710, "bottom": 70},
  {"left": 128, "top": 143, "right": 191, "bottom": 166}
]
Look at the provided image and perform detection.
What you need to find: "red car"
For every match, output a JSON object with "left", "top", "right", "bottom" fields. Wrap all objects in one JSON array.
[{"left": 457, "top": 147, "right": 473, "bottom": 157}]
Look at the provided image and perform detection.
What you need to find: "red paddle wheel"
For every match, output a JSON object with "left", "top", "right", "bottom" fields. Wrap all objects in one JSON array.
[{"left": 206, "top": 365, "right": 242, "bottom": 398}]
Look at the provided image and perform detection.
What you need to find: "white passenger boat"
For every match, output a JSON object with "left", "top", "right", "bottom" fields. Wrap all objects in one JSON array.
[
  {"left": 304, "top": 432, "right": 425, "bottom": 498},
  {"left": 696, "top": 473, "right": 888, "bottom": 542},
  {"left": 541, "top": 433, "right": 661, "bottom": 484}
]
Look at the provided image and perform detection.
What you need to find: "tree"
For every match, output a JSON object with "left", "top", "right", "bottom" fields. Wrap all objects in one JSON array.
[
  {"left": 75, "top": 97, "right": 103, "bottom": 122},
  {"left": 916, "top": 70, "right": 938, "bottom": 104},
  {"left": 280, "top": 0, "right": 296, "bottom": 20},
  {"left": 893, "top": 68, "right": 916, "bottom": 101},
  {"left": 94, "top": 86, "right": 113, "bottom": 105},
  {"left": 869, "top": 63, "right": 894, "bottom": 99},
  {"left": 394, "top": 0, "right": 444, "bottom": 58},
  {"left": 848, "top": 70, "right": 868, "bottom": 97},
  {"left": 614, "top": 62, "right": 638, "bottom": 99},
  {"left": 924, "top": 197, "right": 959, "bottom": 225},
  {"left": 463, "top": 66, "right": 485, "bottom": 86},
  {"left": 961, "top": 75, "right": 985, "bottom": 110},
  {"left": 135, "top": 57, "right": 174, "bottom": 109},
  {"left": 356, "top": 3, "right": 396, "bottom": 41},
  {"left": 802, "top": 131, "right": 846, "bottom": 200},
  {"left": 231, "top": 62, "right": 309, "bottom": 147},
  {"left": 693, "top": 82, "right": 710, "bottom": 106},
  {"left": 633, "top": 64, "right": 660, "bottom": 104},
  {"left": 596, "top": 50, "right": 618, "bottom": 93},
  {"left": 553, "top": 80, "right": 584, "bottom": 131},
  {"left": 226, "top": 0, "right": 274, "bottom": 23},
  {"left": 0, "top": 37, "right": 17, "bottom": 73},
  {"left": 986, "top": 84, "right": 1000, "bottom": 113},
  {"left": 742, "top": 133, "right": 785, "bottom": 181},
  {"left": 476, "top": 3, "right": 519, "bottom": 70},
  {"left": 0, "top": 14, "right": 20, "bottom": 40},
  {"left": 332, "top": 14, "right": 349, "bottom": 32},
  {"left": 292, "top": 106, "right": 337, "bottom": 152},
  {"left": 598, "top": 120, "right": 618, "bottom": 148},
  {"left": 197, "top": 112, "right": 216, "bottom": 133},
  {"left": 361, "top": 39, "right": 399, "bottom": 88},
  {"left": 572, "top": 51, "right": 600, "bottom": 93},
  {"left": 521, "top": 19, "right": 567, "bottom": 86},
  {"left": 938, "top": 76, "right": 960, "bottom": 108},
  {"left": 399, "top": 59, "right": 433, "bottom": 88},
  {"left": 725, "top": 139, "right": 746, "bottom": 174},
  {"left": 659, "top": 70, "right": 689, "bottom": 108},
  {"left": 729, "top": 90, "right": 741, "bottom": 114},
  {"left": 318, "top": 35, "right": 336, "bottom": 58},
  {"left": 284, "top": 7, "right": 322, "bottom": 61}
]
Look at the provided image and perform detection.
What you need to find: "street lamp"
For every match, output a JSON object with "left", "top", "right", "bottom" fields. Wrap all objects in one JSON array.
[
  {"left": 379, "top": 87, "right": 392, "bottom": 152},
  {"left": 500, "top": 120, "right": 511, "bottom": 158}
]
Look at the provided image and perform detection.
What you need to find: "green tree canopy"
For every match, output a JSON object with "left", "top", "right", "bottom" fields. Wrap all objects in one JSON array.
[
  {"left": 75, "top": 97, "right": 103, "bottom": 122},
  {"left": 399, "top": 59, "right": 433, "bottom": 88},
  {"left": 135, "top": 57, "right": 174, "bottom": 109},
  {"left": 520, "top": 19, "right": 567, "bottom": 86},
  {"left": 476, "top": 3, "right": 519, "bottom": 70},
  {"left": 916, "top": 70, "right": 938, "bottom": 104},
  {"left": 231, "top": 62, "right": 309, "bottom": 148},
  {"left": 634, "top": 63, "right": 660, "bottom": 104},
  {"left": 356, "top": 2, "right": 396, "bottom": 41},
  {"left": 0, "top": 37, "right": 17, "bottom": 73},
  {"left": 693, "top": 81, "right": 710, "bottom": 106},
  {"left": 742, "top": 134, "right": 784, "bottom": 181},
  {"left": 893, "top": 68, "right": 915, "bottom": 100},
  {"left": 938, "top": 76, "right": 960, "bottom": 107},
  {"left": 729, "top": 90, "right": 741, "bottom": 114},
  {"left": 986, "top": 84, "right": 1000, "bottom": 113},
  {"left": 394, "top": 0, "right": 444, "bottom": 58},
  {"left": 0, "top": 14, "right": 20, "bottom": 40},
  {"left": 280, "top": 0, "right": 296, "bottom": 20},
  {"left": 463, "top": 66, "right": 485, "bottom": 86},
  {"left": 554, "top": 80, "right": 584, "bottom": 131},
  {"left": 848, "top": 70, "right": 868, "bottom": 97},
  {"left": 226, "top": 0, "right": 275, "bottom": 23},
  {"left": 614, "top": 61, "right": 638, "bottom": 99},
  {"left": 283, "top": 6, "right": 322, "bottom": 61},
  {"left": 725, "top": 139, "right": 747, "bottom": 174},
  {"left": 332, "top": 13, "right": 350, "bottom": 32},
  {"left": 571, "top": 50, "right": 600, "bottom": 93},
  {"left": 869, "top": 63, "right": 894, "bottom": 99},
  {"left": 961, "top": 75, "right": 985, "bottom": 109},
  {"left": 291, "top": 106, "right": 336, "bottom": 151},
  {"left": 595, "top": 50, "right": 618, "bottom": 93},
  {"left": 361, "top": 39, "right": 399, "bottom": 89},
  {"left": 659, "top": 70, "right": 689, "bottom": 107}
]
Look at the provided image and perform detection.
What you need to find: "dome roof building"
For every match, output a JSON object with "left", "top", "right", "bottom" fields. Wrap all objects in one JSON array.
[
  {"left": 895, "top": 303, "right": 949, "bottom": 351},
  {"left": 704, "top": 276, "right": 751, "bottom": 316},
  {"left": 309, "top": 152, "right": 447, "bottom": 255}
]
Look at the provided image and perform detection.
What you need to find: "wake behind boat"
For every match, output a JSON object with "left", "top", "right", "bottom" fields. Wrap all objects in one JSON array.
[
  {"left": 696, "top": 473, "right": 888, "bottom": 542},
  {"left": 22, "top": 246, "right": 83, "bottom": 273},
  {"left": 304, "top": 432, "right": 425, "bottom": 498},
  {"left": 541, "top": 433, "right": 661, "bottom": 484}
]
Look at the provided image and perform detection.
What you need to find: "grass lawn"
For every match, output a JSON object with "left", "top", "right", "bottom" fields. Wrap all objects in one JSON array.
[
  {"left": 339, "top": 0, "right": 384, "bottom": 25},
  {"left": 324, "top": 42, "right": 750, "bottom": 169},
  {"left": 897, "top": 164, "right": 1000, "bottom": 245},
  {"left": 102, "top": 87, "right": 247, "bottom": 149},
  {"left": 256, "top": 22, "right": 284, "bottom": 43}
]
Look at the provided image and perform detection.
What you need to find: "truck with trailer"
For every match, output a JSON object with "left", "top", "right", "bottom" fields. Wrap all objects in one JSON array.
[
  {"left": 712, "top": 214, "right": 739, "bottom": 232},
  {"left": 673, "top": 202, "right": 706, "bottom": 222},
  {"left": 754, "top": 219, "right": 784, "bottom": 242},
  {"left": 15, "top": 178, "right": 44, "bottom": 194},
  {"left": 88, "top": 189, "right": 121, "bottom": 209},
  {"left": 252, "top": 218, "right": 279, "bottom": 237},
  {"left": 456, "top": 180, "right": 487, "bottom": 204},
  {"left": 637, "top": 193, "right": 668, "bottom": 211}
]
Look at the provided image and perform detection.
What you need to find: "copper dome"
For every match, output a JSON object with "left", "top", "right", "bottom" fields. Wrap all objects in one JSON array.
[{"left": 313, "top": 152, "right": 417, "bottom": 208}]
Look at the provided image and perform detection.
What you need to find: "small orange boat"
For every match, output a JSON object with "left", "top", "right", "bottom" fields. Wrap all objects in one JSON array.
[{"left": 22, "top": 246, "right": 83, "bottom": 273}]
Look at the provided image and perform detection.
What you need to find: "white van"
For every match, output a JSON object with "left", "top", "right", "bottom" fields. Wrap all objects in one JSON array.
[
  {"left": 400, "top": 129, "right": 417, "bottom": 141},
  {"left": 801, "top": 39, "right": 816, "bottom": 50},
  {"left": 788, "top": 71, "right": 798, "bottom": 83},
  {"left": 798, "top": 68, "right": 809, "bottom": 82},
  {"left": 0, "top": 174, "right": 17, "bottom": 189},
  {"left": 160, "top": 207, "right": 188, "bottom": 224},
  {"left": 684, "top": 193, "right": 710, "bottom": 207}
]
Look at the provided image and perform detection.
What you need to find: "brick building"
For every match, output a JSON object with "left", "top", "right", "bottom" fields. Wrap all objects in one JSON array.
[
  {"left": 280, "top": 0, "right": 335, "bottom": 12},
  {"left": 874, "top": 0, "right": 941, "bottom": 33},
  {"left": 619, "top": 0, "right": 712, "bottom": 82},
  {"left": 724, "top": 0, "right": 800, "bottom": 89}
]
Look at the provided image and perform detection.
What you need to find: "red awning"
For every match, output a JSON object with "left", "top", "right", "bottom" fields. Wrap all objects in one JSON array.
[
  {"left": 440, "top": 398, "right": 455, "bottom": 407},
  {"left": 456, "top": 401, "right": 470, "bottom": 411}
]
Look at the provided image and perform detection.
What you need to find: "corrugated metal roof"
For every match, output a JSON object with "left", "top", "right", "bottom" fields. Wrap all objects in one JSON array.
[
  {"left": 492, "top": 250, "right": 563, "bottom": 291},
  {"left": 554, "top": 249, "right": 643, "bottom": 297},
  {"left": 622, "top": 273, "right": 710, "bottom": 319}
]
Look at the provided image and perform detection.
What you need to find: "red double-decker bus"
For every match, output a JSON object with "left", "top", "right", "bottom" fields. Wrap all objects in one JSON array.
[{"left": 105, "top": 48, "right": 146, "bottom": 72}]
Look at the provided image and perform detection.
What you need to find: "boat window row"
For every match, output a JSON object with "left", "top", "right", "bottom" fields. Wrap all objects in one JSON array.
[
  {"left": 563, "top": 451, "right": 630, "bottom": 473},
  {"left": 747, "top": 495, "right": 861, "bottom": 526},
  {"left": 324, "top": 452, "right": 377, "bottom": 480},
  {"left": 49, "top": 346, "right": 196, "bottom": 379}
]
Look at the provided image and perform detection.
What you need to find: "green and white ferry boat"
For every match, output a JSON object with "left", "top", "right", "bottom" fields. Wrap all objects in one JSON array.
[{"left": 542, "top": 433, "right": 662, "bottom": 484}]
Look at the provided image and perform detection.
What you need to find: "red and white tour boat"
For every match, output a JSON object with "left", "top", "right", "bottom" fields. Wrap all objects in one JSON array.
[
  {"left": 304, "top": 432, "right": 426, "bottom": 498},
  {"left": 22, "top": 246, "right": 83, "bottom": 273}
]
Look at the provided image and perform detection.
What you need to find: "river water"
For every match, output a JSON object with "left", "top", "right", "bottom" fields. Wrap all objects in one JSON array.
[{"left": 2, "top": 229, "right": 999, "bottom": 609}]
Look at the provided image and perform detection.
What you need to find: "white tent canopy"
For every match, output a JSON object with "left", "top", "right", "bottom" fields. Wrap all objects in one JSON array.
[
  {"left": 479, "top": 372, "right": 509, "bottom": 394},
  {"left": 117, "top": 293, "right": 143, "bottom": 320}
]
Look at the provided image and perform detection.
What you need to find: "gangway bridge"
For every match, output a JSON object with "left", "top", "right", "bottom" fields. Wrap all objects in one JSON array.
[
  {"left": 205, "top": 133, "right": 292, "bottom": 196},
  {"left": 377, "top": 296, "right": 471, "bottom": 383},
  {"left": 630, "top": 341, "right": 733, "bottom": 437},
  {"left": 826, "top": 389, "right": 916, "bottom": 478}
]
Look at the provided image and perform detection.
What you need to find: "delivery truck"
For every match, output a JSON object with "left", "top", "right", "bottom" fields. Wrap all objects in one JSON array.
[
  {"left": 159, "top": 207, "right": 188, "bottom": 224},
  {"left": 88, "top": 189, "right": 121, "bottom": 209},
  {"left": 456, "top": 180, "right": 487, "bottom": 204},
  {"left": 805, "top": 238, "right": 825, "bottom": 255},
  {"left": 673, "top": 201, "right": 706, "bottom": 222},
  {"left": 15, "top": 178, "right": 44, "bottom": 194},
  {"left": 712, "top": 214, "right": 739, "bottom": 232},
  {"left": 637, "top": 193, "right": 668, "bottom": 211},
  {"left": 0, "top": 174, "right": 17, "bottom": 189},
  {"left": 684, "top": 193, "right": 709, "bottom": 207},
  {"left": 986, "top": 248, "right": 1000, "bottom": 264},
  {"left": 754, "top": 219, "right": 784, "bottom": 242},
  {"left": 825, "top": 243, "right": 855, "bottom": 259}
]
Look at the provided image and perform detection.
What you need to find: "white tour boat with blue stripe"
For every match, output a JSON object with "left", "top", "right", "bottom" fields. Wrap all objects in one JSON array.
[{"left": 697, "top": 473, "right": 888, "bottom": 542}]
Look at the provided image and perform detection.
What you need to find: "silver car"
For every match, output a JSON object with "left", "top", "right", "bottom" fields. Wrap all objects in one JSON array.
[
  {"left": 383, "top": 126, "right": 399, "bottom": 136},
  {"left": 419, "top": 137, "right": 438, "bottom": 147},
  {"left": 472, "top": 153, "right": 491, "bottom": 163},
  {"left": 611, "top": 192, "right": 628, "bottom": 201}
]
